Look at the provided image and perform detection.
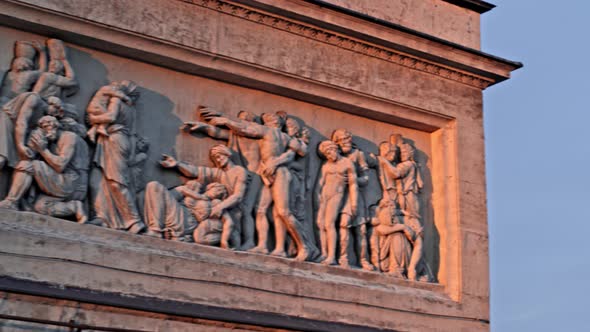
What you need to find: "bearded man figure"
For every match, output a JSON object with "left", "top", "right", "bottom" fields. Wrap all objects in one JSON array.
[{"left": 0, "top": 115, "right": 89, "bottom": 222}]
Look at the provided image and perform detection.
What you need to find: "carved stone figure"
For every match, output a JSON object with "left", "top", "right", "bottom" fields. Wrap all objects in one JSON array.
[
  {"left": 330, "top": 129, "right": 375, "bottom": 270},
  {"left": 284, "top": 118, "right": 309, "bottom": 221},
  {"left": 0, "top": 41, "right": 46, "bottom": 106},
  {"left": 158, "top": 144, "right": 248, "bottom": 248},
  {"left": 0, "top": 39, "right": 76, "bottom": 178},
  {"left": 316, "top": 140, "right": 359, "bottom": 265},
  {"left": 378, "top": 141, "right": 426, "bottom": 280},
  {"left": 204, "top": 111, "right": 319, "bottom": 261},
  {"left": 85, "top": 81, "right": 135, "bottom": 143},
  {"left": 88, "top": 81, "right": 146, "bottom": 234},
  {"left": 182, "top": 108, "right": 261, "bottom": 250},
  {"left": 372, "top": 141, "right": 413, "bottom": 277},
  {"left": 192, "top": 182, "right": 239, "bottom": 249},
  {"left": 0, "top": 116, "right": 89, "bottom": 222},
  {"left": 46, "top": 96, "right": 87, "bottom": 138},
  {"left": 143, "top": 180, "right": 199, "bottom": 242}
]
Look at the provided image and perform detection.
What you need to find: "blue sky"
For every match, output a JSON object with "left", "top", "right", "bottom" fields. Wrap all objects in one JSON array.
[{"left": 483, "top": 1, "right": 590, "bottom": 330}]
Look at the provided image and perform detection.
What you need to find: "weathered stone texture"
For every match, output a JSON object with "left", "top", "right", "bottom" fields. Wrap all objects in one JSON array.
[
  {"left": 0, "top": 0, "right": 520, "bottom": 330},
  {"left": 318, "top": 0, "right": 481, "bottom": 49}
]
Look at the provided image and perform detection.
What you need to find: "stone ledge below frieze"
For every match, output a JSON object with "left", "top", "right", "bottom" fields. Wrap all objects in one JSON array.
[{"left": 0, "top": 209, "right": 488, "bottom": 330}]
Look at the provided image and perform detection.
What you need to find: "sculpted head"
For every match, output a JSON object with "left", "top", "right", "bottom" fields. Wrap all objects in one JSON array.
[
  {"left": 136, "top": 135, "right": 150, "bottom": 153},
  {"left": 331, "top": 128, "right": 353, "bottom": 154},
  {"left": 48, "top": 59, "right": 64, "bottom": 75},
  {"left": 285, "top": 118, "right": 301, "bottom": 137},
  {"left": 38, "top": 115, "right": 60, "bottom": 141},
  {"left": 400, "top": 143, "right": 415, "bottom": 162},
  {"left": 46, "top": 96, "right": 63, "bottom": 117},
  {"left": 12, "top": 57, "right": 34, "bottom": 72},
  {"left": 205, "top": 182, "right": 227, "bottom": 200},
  {"left": 261, "top": 113, "right": 284, "bottom": 129},
  {"left": 237, "top": 110, "right": 257, "bottom": 123},
  {"left": 379, "top": 141, "right": 398, "bottom": 162},
  {"left": 319, "top": 140, "right": 339, "bottom": 162},
  {"left": 209, "top": 144, "right": 232, "bottom": 168}
]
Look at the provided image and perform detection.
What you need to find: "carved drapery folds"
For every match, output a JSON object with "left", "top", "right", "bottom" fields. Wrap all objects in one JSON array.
[{"left": 0, "top": 38, "right": 433, "bottom": 283}]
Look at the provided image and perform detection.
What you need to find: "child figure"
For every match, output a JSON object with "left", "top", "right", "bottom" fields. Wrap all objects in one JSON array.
[
  {"left": 187, "top": 182, "right": 238, "bottom": 249},
  {"left": 315, "top": 140, "right": 359, "bottom": 265},
  {"left": 85, "top": 80, "right": 135, "bottom": 142}
]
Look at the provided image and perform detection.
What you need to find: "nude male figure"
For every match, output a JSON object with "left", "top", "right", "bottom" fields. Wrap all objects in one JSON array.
[
  {"left": 316, "top": 140, "right": 359, "bottom": 265},
  {"left": 204, "top": 111, "right": 318, "bottom": 261}
]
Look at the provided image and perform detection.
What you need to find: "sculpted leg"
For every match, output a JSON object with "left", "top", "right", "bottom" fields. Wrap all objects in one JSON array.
[
  {"left": 408, "top": 236, "right": 423, "bottom": 281},
  {"left": 316, "top": 204, "right": 327, "bottom": 259},
  {"left": 0, "top": 162, "right": 33, "bottom": 209},
  {"left": 143, "top": 181, "right": 168, "bottom": 237},
  {"left": 272, "top": 168, "right": 316, "bottom": 261},
  {"left": 34, "top": 195, "right": 87, "bottom": 223},
  {"left": 250, "top": 185, "right": 271, "bottom": 254},
  {"left": 357, "top": 224, "right": 376, "bottom": 271},
  {"left": 321, "top": 196, "right": 341, "bottom": 265},
  {"left": 107, "top": 180, "right": 145, "bottom": 234},
  {"left": 240, "top": 173, "right": 261, "bottom": 250},
  {"left": 220, "top": 213, "right": 234, "bottom": 249},
  {"left": 271, "top": 207, "right": 287, "bottom": 257},
  {"left": 338, "top": 215, "right": 352, "bottom": 268}
]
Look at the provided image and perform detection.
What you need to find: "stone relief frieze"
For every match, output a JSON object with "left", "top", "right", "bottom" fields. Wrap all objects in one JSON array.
[{"left": 0, "top": 38, "right": 434, "bottom": 283}]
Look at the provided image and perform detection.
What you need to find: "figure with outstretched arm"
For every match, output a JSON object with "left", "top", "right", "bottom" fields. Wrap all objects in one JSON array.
[
  {"left": 203, "top": 111, "right": 319, "bottom": 262},
  {"left": 377, "top": 142, "right": 425, "bottom": 281},
  {"left": 180, "top": 108, "right": 261, "bottom": 250}
]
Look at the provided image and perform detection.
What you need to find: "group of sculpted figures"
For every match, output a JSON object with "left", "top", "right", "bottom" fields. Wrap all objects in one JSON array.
[{"left": 0, "top": 39, "right": 431, "bottom": 282}]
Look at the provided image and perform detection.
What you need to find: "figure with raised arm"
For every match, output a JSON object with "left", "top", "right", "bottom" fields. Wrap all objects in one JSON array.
[
  {"left": 377, "top": 142, "right": 425, "bottom": 281},
  {"left": 156, "top": 144, "right": 248, "bottom": 247},
  {"left": 0, "top": 40, "right": 70, "bottom": 181},
  {"left": 182, "top": 108, "right": 260, "bottom": 250},
  {"left": 203, "top": 111, "right": 319, "bottom": 261}
]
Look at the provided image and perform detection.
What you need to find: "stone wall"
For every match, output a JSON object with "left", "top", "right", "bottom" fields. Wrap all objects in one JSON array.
[{"left": 0, "top": 0, "right": 520, "bottom": 330}]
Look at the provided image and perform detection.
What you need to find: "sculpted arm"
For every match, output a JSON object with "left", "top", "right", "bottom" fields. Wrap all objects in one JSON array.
[
  {"left": 88, "top": 98, "right": 120, "bottom": 124},
  {"left": 364, "top": 150, "right": 378, "bottom": 169},
  {"left": 35, "top": 42, "right": 47, "bottom": 73},
  {"left": 216, "top": 170, "right": 247, "bottom": 212},
  {"left": 184, "top": 121, "right": 230, "bottom": 140},
  {"left": 39, "top": 134, "right": 75, "bottom": 173},
  {"left": 288, "top": 137, "right": 308, "bottom": 157},
  {"left": 209, "top": 116, "right": 266, "bottom": 139},
  {"left": 159, "top": 154, "right": 202, "bottom": 178},
  {"left": 174, "top": 185, "right": 208, "bottom": 201},
  {"left": 377, "top": 156, "right": 402, "bottom": 179},
  {"left": 356, "top": 151, "right": 371, "bottom": 186},
  {"left": 347, "top": 161, "right": 359, "bottom": 215},
  {"left": 314, "top": 165, "right": 326, "bottom": 207},
  {"left": 176, "top": 161, "right": 202, "bottom": 178},
  {"left": 14, "top": 102, "right": 35, "bottom": 158},
  {"left": 56, "top": 59, "right": 77, "bottom": 88}
]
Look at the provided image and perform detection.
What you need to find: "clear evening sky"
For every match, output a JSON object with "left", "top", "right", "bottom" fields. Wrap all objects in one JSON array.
[{"left": 483, "top": 1, "right": 589, "bottom": 330}]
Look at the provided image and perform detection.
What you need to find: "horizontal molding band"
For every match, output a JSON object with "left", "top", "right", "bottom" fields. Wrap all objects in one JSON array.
[
  {"left": 442, "top": 0, "right": 495, "bottom": 14},
  {"left": 0, "top": 0, "right": 453, "bottom": 131},
  {"left": 182, "top": 0, "right": 500, "bottom": 89},
  {"left": 0, "top": 276, "right": 399, "bottom": 332}
]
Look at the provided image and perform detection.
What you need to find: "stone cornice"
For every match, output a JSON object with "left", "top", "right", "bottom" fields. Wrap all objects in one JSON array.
[
  {"left": 442, "top": 0, "right": 495, "bottom": 14},
  {"left": 182, "top": 0, "right": 497, "bottom": 89}
]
